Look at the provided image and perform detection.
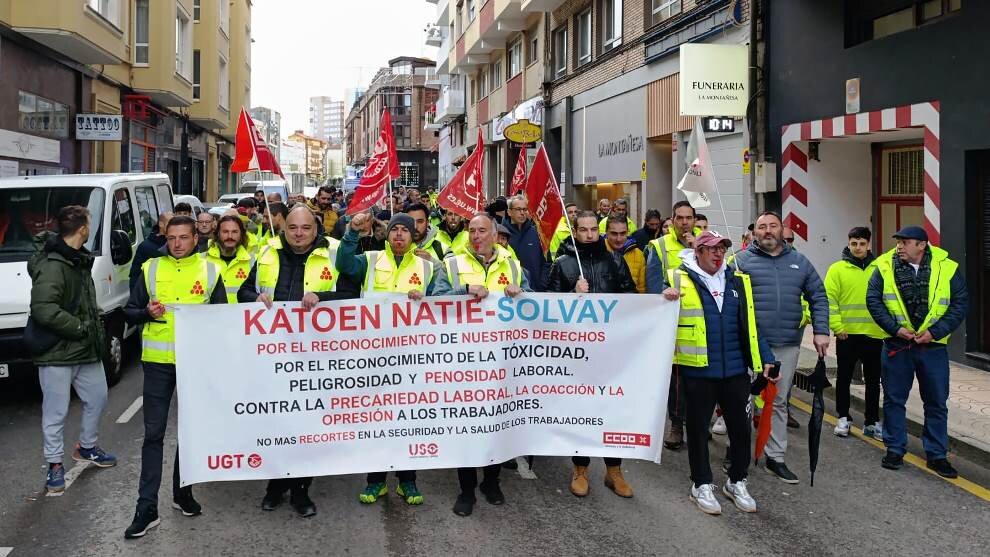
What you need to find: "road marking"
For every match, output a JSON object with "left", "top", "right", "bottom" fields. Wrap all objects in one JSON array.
[
  {"left": 0, "top": 547, "right": 14, "bottom": 557},
  {"left": 515, "top": 457, "right": 538, "bottom": 480},
  {"left": 45, "top": 462, "right": 93, "bottom": 497},
  {"left": 789, "top": 396, "right": 990, "bottom": 503},
  {"left": 116, "top": 396, "right": 143, "bottom": 424}
]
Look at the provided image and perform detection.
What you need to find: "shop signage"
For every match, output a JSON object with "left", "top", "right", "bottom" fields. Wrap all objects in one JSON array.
[
  {"left": 75, "top": 114, "right": 123, "bottom": 141},
  {"left": 0, "top": 128, "right": 61, "bottom": 163},
  {"left": 702, "top": 116, "right": 735, "bottom": 133},
  {"left": 493, "top": 96, "right": 544, "bottom": 142},
  {"left": 504, "top": 119, "right": 542, "bottom": 144},
  {"left": 597, "top": 135, "right": 644, "bottom": 158},
  {"left": 572, "top": 87, "right": 648, "bottom": 184},
  {"left": 846, "top": 78, "right": 860, "bottom": 115},
  {"left": 679, "top": 44, "right": 749, "bottom": 117},
  {"left": 0, "top": 160, "right": 18, "bottom": 178}
]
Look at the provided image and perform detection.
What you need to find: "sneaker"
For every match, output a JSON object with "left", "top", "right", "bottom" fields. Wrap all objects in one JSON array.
[
  {"left": 764, "top": 457, "right": 800, "bottom": 484},
  {"left": 45, "top": 463, "right": 65, "bottom": 494},
  {"left": 479, "top": 481, "right": 505, "bottom": 505},
  {"left": 787, "top": 412, "right": 800, "bottom": 429},
  {"left": 864, "top": 422, "right": 883, "bottom": 441},
  {"left": 124, "top": 508, "right": 160, "bottom": 539},
  {"left": 664, "top": 423, "right": 684, "bottom": 450},
  {"left": 881, "top": 452, "right": 904, "bottom": 470},
  {"left": 723, "top": 479, "right": 757, "bottom": 513},
  {"left": 73, "top": 445, "right": 117, "bottom": 468},
  {"left": 359, "top": 482, "right": 388, "bottom": 504},
  {"left": 396, "top": 481, "right": 424, "bottom": 505},
  {"left": 452, "top": 493, "right": 476, "bottom": 517},
  {"left": 926, "top": 458, "right": 958, "bottom": 479},
  {"left": 172, "top": 487, "right": 202, "bottom": 517},
  {"left": 690, "top": 483, "right": 722, "bottom": 515},
  {"left": 833, "top": 417, "right": 851, "bottom": 437},
  {"left": 712, "top": 416, "right": 727, "bottom": 435}
]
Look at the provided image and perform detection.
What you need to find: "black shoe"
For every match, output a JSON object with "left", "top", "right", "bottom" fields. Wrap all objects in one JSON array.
[
  {"left": 926, "top": 458, "right": 958, "bottom": 478},
  {"left": 479, "top": 481, "right": 505, "bottom": 505},
  {"left": 124, "top": 507, "right": 160, "bottom": 539},
  {"left": 881, "top": 452, "right": 904, "bottom": 470},
  {"left": 764, "top": 457, "right": 800, "bottom": 484},
  {"left": 453, "top": 493, "right": 476, "bottom": 517},
  {"left": 261, "top": 490, "right": 284, "bottom": 511},
  {"left": 501, "top": 458, "right": 519, "bottom": 470},
  {"left": 787, "top": 412, "right": 800, "bottom": 429},
  {"left": 171, "top": 487, "right": 202, "bottom": 517},
  {"left": 290, "top": 490, "right": 317, "bottom": 518}
]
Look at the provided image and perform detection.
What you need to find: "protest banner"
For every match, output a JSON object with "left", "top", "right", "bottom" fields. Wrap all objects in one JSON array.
[{"left": 174, "top": 294, "right": 677, "bottom": 485}]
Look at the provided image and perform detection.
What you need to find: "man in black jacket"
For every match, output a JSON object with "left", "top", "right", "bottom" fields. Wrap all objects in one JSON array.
[
  {"left": 238, "top": 206, "right": 360, "bottom": 517},
  {"left": 547, "top": 210, "right": 637, "bottom": 498},
  {"left": 129, "top": 211, "right": 172, "bottom": 290}
]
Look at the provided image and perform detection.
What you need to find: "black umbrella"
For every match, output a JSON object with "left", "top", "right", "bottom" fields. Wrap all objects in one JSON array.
[{"left": 807, "top": 357, "right": 832, "bottom": 486}]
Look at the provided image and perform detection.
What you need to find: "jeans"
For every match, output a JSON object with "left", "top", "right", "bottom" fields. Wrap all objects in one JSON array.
[
  {"left": 667, "top": 365, "right": 686, "bottom": 426},
  {"left": 137, "top": 362, "right": 182, "bottom": 512},
  {"left": 683, "top": 373, "right": 751, "bottom": 486},
  {"left": 367, "top": 470, "right": 416, "bottom": 484},
  {"left": 39, "top": 362, "right": 108, "bottom": 463},
  {"left": 764, "top": 344, "right": 801, "bottom": 462},
  {"left": 457, "top": 464, "right": 501, "bottom": 495},
  {"left": 836, "top": 335, "right": 882, "bottom": 424},
  {"left": 881, "top": 343, "right": 950, "bottom": 460}
]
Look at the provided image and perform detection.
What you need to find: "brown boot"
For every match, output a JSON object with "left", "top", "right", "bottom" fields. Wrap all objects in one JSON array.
[
  {"left": 570, "top": 465, "right": 590, "bottom": 497},
  {"left": 604, "top": 466, "right": 633, "bottom": 498},
  {"left": 664, "top": 423, "right": 684, "bottom": 450}
]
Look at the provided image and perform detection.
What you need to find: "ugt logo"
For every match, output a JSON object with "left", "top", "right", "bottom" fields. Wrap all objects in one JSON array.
[{"left": 408, "top": 443, "right": 439, "bottom": 457}]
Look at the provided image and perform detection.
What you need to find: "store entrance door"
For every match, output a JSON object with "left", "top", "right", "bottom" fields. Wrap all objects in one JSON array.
[
  {"left": 876, "top": 145, "right": 925, "bottom": 254},
  {"left": 972, "top": 150, "right": 990, "bottom": 356}
]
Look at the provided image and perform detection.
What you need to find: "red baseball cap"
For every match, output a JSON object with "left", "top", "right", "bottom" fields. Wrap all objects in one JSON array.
[{"left": 695, "top": 230, "right": 732, "bottom": 249}]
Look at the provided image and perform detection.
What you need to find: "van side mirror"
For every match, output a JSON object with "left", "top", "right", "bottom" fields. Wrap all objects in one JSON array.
[{"left": 110, "top": 230, "right": 133, "bottom": 266}]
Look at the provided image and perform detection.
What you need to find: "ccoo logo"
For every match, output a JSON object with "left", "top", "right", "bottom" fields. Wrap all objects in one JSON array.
[{"left": 408, "top": 443, "right": 439, "bottom": 457}]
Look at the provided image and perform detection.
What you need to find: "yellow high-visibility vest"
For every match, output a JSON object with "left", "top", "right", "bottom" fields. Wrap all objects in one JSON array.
[
  {"left": 443, "top": 246, "right": 522, "bottom": 292},
  {"left": 876, "top": 246, "right": 957, "bottom": 343},
  {"left": 141, "top": 255, "right": 220, "bottom": 364},
  {"left": 254, "top": 238, "right": 341, "bottom": 300},
  {"left": 205, "top": 243, "right": 256, "bottom": 303},
  {"left": 363, "top": 244, "right": 433, "bottom": 296},
  {"left": 824, "top": 257, "right": 885, "bottom": 338}
]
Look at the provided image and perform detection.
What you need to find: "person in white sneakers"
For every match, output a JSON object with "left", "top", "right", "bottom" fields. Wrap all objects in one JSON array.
[{"left": 662, "top": 231, "right": 776, "bottom": 515}]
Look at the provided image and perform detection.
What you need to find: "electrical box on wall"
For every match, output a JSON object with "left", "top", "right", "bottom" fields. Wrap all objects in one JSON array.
[{"left": 754, "top": 162, "right": 777, "bottom": 193}]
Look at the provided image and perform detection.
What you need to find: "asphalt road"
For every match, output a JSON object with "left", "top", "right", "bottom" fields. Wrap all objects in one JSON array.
[{"left": 1, "top": 356, "right": 988, "bottom": 556}]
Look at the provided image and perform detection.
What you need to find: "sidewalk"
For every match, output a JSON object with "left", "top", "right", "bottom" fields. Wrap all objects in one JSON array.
[{"left": 797, "top": 329, "right": 990, "bottom": 456}]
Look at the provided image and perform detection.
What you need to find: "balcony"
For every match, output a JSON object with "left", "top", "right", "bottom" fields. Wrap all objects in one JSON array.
[
  {"left": 425, "top": 24, "right": 443, "bottom": 47},
  {"left": 435, "top": 87, "right": 465, "bottom": 124},
  {"left": 422, "top": 68, "right": 442, "bottom": 88},
  {"left": 6, "top": 0, "right": 127, "bottom": 64},
  {"left": 479, "top": 0, "right": 527, "bottom": 42},
  {"left": 436, "top": 35, "right": 451, "bottom": 75},
  {"left": 425, "top": 109, "right": 442, "bottom": 131},
  {"left": 435, "top": 0, "right": 449, "bottom": 26},
  {"left": 520, "top": 0, "right": 566, "bottom": 12}
]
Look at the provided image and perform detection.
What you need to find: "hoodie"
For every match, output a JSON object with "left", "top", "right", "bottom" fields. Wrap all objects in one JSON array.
[{"left": 680, "top": 250, "right": 727, "bottom": 311}]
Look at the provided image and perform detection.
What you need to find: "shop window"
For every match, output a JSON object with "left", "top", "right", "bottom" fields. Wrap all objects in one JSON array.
[
  {"left": 576, "top": 9, "right": 592, "bottom": 67},
  {"left": 602, "top": 0, "right": 623, "bottom": 52},
  {"left": 18, "top": 91, "right": 69, "bottom": 138},
  {"left": 111, "top": 188, "right": 138, "bottom": 245},
  {"left": 553, "top": 27, "right": 568, "bottom": 79},
  {"left": 650, "top": 0, "right": 681, "bottom": 28},
  {"left": 134, "top": 0, "right": 149, "bottom": 65}
]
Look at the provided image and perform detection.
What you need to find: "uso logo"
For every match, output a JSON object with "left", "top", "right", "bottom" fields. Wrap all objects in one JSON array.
[
  {"left": 408, "top": 443, "right": 439, "bottom": 458},
  {"left": 603, "top": 432, "right": 651, "bottom": 447}
]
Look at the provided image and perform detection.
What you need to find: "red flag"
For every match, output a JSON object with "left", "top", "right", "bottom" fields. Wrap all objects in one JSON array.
[
  {"left": 508, "top": 145, "right": 528, "bottom": 196},
  {"left": 347, "top": 109, "right": 400, "bottom": 215},
  {"left": 523, "top": 144, "right": 563, "bottom": 252},
  {"left": 231, "top": 108, "right": 284, "bottom": 178},
  {"left": 438, "top": 128, "right": 485, "bottom": 220}
]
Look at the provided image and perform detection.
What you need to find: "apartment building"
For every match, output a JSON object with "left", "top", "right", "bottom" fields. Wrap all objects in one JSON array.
[
  {"left": 310, "top": 96, "right": 345, "bottom": 144},
  {"left": 0, "top": 0, "right": 252, "bottom": 199},
  {"left": 286, "top": 130, "right": 328, "bottom": 186},
  {"left": 345, "top": 56, "right": 439, "bottom": 190}
]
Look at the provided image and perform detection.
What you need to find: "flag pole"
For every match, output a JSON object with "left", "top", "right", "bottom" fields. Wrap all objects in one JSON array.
[
  {"left": 696, "top": 117, "right": 733, "bottom": 238},
  {"left": 555, "top": 194, "right": 585, "bottom": 281}
]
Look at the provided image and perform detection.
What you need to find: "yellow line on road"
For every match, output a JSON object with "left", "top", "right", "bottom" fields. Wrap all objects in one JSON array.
[{"left": 788, "top": 397, "right": 990, "bottom": 503}]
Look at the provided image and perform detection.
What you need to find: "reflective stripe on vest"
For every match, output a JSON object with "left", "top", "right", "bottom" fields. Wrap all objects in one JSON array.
[
  {"left": 446, "top": 253, "right": 521, "bottom": 292},
  {"left": 254, "top": 245, "right": 338, "bottom": 301},
  {"left": 364, "top": 251, "right": 432, "bottom": 297},
  {"left": 876, "top": 247, "right": 958, "bottom": 344},
  {"left": 142, "top": 255, "right": 217, "bottom": 364}
]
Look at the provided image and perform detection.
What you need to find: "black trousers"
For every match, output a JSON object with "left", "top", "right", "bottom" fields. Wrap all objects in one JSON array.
[
  {"left": 137, "top": 362, "right": 182, "bottom": 512},
  {"left": 367, "top": 470, "right": 416, "bottom": 484},
  {"left": 572, "top": 456, "right": 621, "bottom": 467},
  {"left": 836, "top": 335, "right": 883, "bottom": 424},
  {"left": 266, "top": 477, "right": 313, "bottom": 495},
  {"left": 457, "top": 464, "right": 501, "bottom": 494},
  {"left": 684, "top": 373, "right": 751, "bottom": 487},
  {"left": 668, "top": 365, "right": 686, "bottom": 425}
]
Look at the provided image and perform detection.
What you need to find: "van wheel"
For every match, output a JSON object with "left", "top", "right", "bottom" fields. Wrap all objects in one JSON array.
[{"left": 102, "top": 316, "right": 125, "bottom": 386}]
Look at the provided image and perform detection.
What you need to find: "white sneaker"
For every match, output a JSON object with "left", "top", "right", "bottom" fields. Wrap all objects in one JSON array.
[
  {"left": 690, "top": 483, "right": 722, "bottom": 515},
  {"left": 712, "top": 416, "right": 727, "bottom": 435},
  {"left": 723, "top": 479, "right": 757, "bottom": 513},
  {"left": 833, "top": 417, "right": 850, "bottom": 437}
]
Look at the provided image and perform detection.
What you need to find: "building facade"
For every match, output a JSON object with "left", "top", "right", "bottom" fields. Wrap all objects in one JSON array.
[
  {"left": 250, "top": 106, "right": 282, "bottom": 163},
  {"left": 309, "top": 95, "right": 345, "bottom": 144},
  {"left": 0, "top": 0, "right": 252, "bottom": 200},
  {"left": 287, "top": 130, "right": 328, "bottom": 186}
]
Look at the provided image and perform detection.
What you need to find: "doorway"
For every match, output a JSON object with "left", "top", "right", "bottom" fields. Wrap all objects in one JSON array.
[{"left": 968, "top": 149, "right": 990, "bottom": 357}]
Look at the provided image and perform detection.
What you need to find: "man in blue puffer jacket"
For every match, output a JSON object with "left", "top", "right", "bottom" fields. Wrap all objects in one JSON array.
[{"left": 732, "top": 211, "right": 830, "bottom": 484}]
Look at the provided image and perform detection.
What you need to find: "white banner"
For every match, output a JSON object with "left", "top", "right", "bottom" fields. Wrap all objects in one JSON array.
[{"left": 174, "top": 294, "right": 676, "bottom": 485}]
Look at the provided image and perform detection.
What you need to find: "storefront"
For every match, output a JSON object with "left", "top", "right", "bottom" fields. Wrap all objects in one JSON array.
[{"left": 491, "top": 96, "right": 544, "bottom": 199}]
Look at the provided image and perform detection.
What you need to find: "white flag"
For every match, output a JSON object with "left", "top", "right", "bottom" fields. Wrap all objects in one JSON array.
[{"left": 677, "top": 117, "right": 716, "bottom": 208}]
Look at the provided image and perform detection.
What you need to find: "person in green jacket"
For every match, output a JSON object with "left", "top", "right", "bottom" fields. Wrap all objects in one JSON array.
[{"left": 28, "top": 205, "right": 117, "bottom": 494}]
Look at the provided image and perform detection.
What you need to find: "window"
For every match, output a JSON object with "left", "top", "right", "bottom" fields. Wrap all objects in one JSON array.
[
  {"left": 176, "top": 9, "right": 192, "bottom": 79},
  {"left": 873, "top": 7, "right": 914, "bottom": 38},
  {"left": 133, "top": 187, "right": 160, "bottom": 237},
  {"left": 847, "top": 1, "right": 962, "bottom": 45},
  {"left": 193, "top": 0, "right": 201, "bottom": 21},
  {"left": 508, "top": 39, "right": 522, "bottom": 77},
  {"left": 192, "top": 51, "right": 201, "bottom": 100},
  {"left": 651, "top": 0, "right": 681, "bottom": 26},
  {"left": 883, "top": 148, "right": 924, "bottom": 196},
  {"left": 87, "top": 0, "right": 120, "bottom": 28},
  {"left": 577, "top": 9, "right": 592, "bottom": 67},
  {"left": 490, "top": 60, "right": 502, "bottom": 89},
  {"left": 111, "top": 188, "right": 138, "bottom": 245},
  {"left": 477, "top": 70, "right": 488, "bottom": 99},
  {"left": 602, "top": 0, "right": 623, "bottom": 52},
  {"left": 527, "top": 29, "right": 539, "bottom": 65},
  {"left": 18, "top": 91, "right": 69, "bottom": 138},
  {"left": 220, "top": 0, "right": 230, "bottom": 35},
  {"left": 468, "top": 0, "right": 476, "bottom": 22},
  {"left": 219, "top": 56, "right": 229, "bottom": 109},
  {"left": 553, "top": 27, "right": 567, "bottom": 78},
  {"left": 134, "top": 0, "right": 149, "bottom": 64}
]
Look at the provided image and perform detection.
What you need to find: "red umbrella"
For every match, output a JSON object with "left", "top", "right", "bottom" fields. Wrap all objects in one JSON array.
[{"left": 753, "top": 362, "right": 781, "bottom": 461}]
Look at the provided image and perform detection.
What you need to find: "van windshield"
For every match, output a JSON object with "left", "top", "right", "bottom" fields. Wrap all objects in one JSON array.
[{"left": 0, "top": 187, "right": 105, "bottom": 262}]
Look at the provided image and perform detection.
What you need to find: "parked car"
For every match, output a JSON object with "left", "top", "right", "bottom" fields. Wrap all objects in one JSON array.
[
  {"left": 240, "top": 180, "right": 289, "bottom": 203},
  {"left": 0, "top": 173, "right": 174, "bottom": 385},
  {"left": 217, "top": 192, "right": 251, "bottom": 206}
]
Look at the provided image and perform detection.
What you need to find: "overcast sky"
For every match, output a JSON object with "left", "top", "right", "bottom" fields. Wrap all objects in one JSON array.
[{"left": 251, "top": 0, "right": 438, "bottom": 138}]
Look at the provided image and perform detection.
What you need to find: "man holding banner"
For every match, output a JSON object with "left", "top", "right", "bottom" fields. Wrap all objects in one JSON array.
[
  {"left": 237, "top": 206, "right": 359, "bottom": 518},
  {"left": 433, "top": 212, "right": 530, "bottom": 516}
]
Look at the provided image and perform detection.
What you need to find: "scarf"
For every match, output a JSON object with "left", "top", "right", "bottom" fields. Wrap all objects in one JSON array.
[{"left": 892, "top": 249, "right": 932, "bottom": 330}]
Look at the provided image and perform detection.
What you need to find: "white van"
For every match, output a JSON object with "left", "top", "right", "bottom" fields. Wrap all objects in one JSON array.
[
  {"left": 0, "top": 173, "right": 174, "bottom": 385},
  {"left": 240, "top": 180, "right": 289, "bottom": 203}
]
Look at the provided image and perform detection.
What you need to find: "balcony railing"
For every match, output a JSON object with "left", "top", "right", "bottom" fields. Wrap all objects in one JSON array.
[{"left": 435, "top": 87, "right": 466, "bottom": 124}]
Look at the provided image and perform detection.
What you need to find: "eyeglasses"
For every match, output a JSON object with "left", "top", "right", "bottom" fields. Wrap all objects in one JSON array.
[{"left": 702, "top": 245, "right": 728, "bottom": 253}]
